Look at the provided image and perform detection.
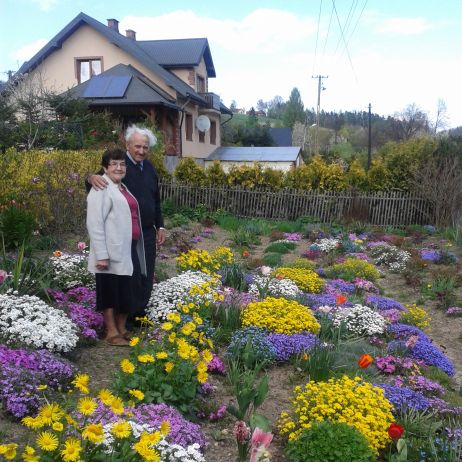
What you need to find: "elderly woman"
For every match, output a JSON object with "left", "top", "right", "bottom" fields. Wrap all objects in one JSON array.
[{"left": 87, "top": 148, "right": 146, "bottom": 346}]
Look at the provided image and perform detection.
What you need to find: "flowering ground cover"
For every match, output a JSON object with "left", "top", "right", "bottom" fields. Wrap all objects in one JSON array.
[{"left": 1, "top": 217, "right": 462, "bottom": 461}]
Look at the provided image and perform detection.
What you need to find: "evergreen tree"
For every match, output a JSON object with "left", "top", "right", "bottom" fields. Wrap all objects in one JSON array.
[{"left": 283, "top": 87, "right": 305, "bottom": 128}]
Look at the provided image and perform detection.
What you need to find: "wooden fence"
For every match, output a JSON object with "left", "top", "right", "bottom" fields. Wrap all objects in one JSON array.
[
  {"left": 159, "top": 183, "right": 434, "bottom": 227},
  {"left": 27, "top": 184, "right": 434, "bottom": 237}
]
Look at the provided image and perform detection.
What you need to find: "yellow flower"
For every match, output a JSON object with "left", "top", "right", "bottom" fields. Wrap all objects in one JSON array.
[
  {"left": 60, "top": 437, "right": 81, "bottom": 462},
  {"left": 202, "top": 349, "right": 213, "bottom": 363},
  {"left": 98, "top": 388, "right": 115, "bottom": 405},
  {"left": 197, "top": 371, "right": 208, "bottom": 384},
  {"left": 77, "top": 397, "right": 97, "bottom": 416},
  {"left": 160, "top": 420, "right": 171, "bottom": 436},
  {"left": 82, "top": 423, "right": 104, "bottom": 444},
  {"left": 120, "top": 358, "right": 135, "bottom": 373},
  {"left": 39, "top": 403, "right": 64, "bottom": 424},
  {"left": 0, "top": 444, "right": 18, "bottom": 460},
  {"left": 111, "top": 397, "right": 124, "bottom": 415},
  {"left": 22, "top": 416, "right": 45, "bottom": 430},
  {"left": 168, "top": 332, "right": 176, "bottom": 343},
  {"left": 52, "top": 422, "right": 64, "bottom": 432},
  {"left": 111, "top": 421, "right": 132, "bottom": 438},
  {"left": 167, "top": 312, "right": 181, "bottom": 323},
  {"left": 129, "top": 389, "right": 145, "bottom": 401},
  {"left": 37, "top": 384, "right": 47, "bottom": 390},
  {"left": 71, "top": 373, "right": 90, "bottom": 394},
  {"left": 129, "top": 336, "right": 140, "bottom": 346},
  {"left": 165, "top": 362, "right": 174, "bottom": 373},
  {"left": 21, "top": 446, "right": 39, "bottom": 462},
  {"left": 196, "top": 361, "right": 208, "bottom": 373},
  {"left": 181, "top": 322, "right": 196, "bottom": 336},
  {"left": 138, "top": 354, "right": 155, "bottom": 363},
  {"left": 161, "top": 322, "right": 173, "bottom": 331},
  {"left": 156, "top": 351, "right": 168, "bottom": 360},
  {"left": 36, "top": 431, "right": 59, "bottom": 451}
]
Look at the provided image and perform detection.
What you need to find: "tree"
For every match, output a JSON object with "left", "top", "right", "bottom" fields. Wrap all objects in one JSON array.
[
  {"left": 266, "top": 95, "right": 286, "bottom": 119},
  {"left": 256, "top": 99, "right": 267, "bottom": 112},
  {"left": 0, "top": 86, "right": 17, "bottom": 152},
  {"left": 283, "top": 87, "right": 305, "bottom": 128},
  {"left": 229, "top": 100, "right": 237, "bottom": 113},
  {"left": 391, "top": 104, "right": 431, "bottom": 141},
  {"left": 432, "top": 98, "right": 449, "bottom": 134}
]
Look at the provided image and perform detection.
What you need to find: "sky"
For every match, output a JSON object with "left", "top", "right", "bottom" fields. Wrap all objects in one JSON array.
[{"left": 1, "top": 0, "right": 462, "bottom": 128}]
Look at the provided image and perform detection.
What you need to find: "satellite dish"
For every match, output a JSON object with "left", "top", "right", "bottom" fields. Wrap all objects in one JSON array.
[{"left": 196, "top": 115, "right": 211, "bottom": 132}]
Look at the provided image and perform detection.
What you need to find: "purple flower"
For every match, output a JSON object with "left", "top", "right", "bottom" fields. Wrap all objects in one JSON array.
[
  {"left": 207, "top": 354, "right": 226, "bottom": 375},
  {"left": 283, "top": 232, "right": 302, "bottom": 241},
  {"left": 365, "top": 294, "right": 405, "bottom": 311},
  {"left": 420, "top": 248, "right": 441, "bottom": 262},
  {"left": 323, "top": 279, "right": 355, "bottom": 295},
  {"left": 266, "top": 333, "right": 318, "bottom": 361},
  {"left": 130, "top": 403, "right": 207, "bottom": 449},
  {"left": 376, "top": 383, "right": 430, "bottom": 412},
  {"left": 446, "top": 307, "right": 462, "bottom": 317},
  {"left": 393, "top": 375, "right": 445, "bottom": 397},
  {"left": 208, "top": 404, "right": 227, "bottom": 421},
  {"left": 189, "top": 236, "right": 202, "bottom": 244}
]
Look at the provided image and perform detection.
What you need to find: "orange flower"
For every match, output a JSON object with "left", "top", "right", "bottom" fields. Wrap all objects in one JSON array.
[
  {"left": 276, "top": 273, "right": 284, "bottom": 280},
  {"left": 336, "top": 294, "right": 347, "bottom": 305},
  {"left": 358, "top": 354, "right": 373, "bottom": 369},
  {"left": 242, "top": 250, "right": 250, "bottom": 258},
  {"left": 53, "top": 250, "right": 62, "bottom": 257}
]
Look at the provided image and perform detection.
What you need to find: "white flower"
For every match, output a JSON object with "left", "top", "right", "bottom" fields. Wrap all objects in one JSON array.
[
  {"left": 0, "top": 294, "right": 79, "bottom": 352},
  {"left": 332, "top": 303, "right": 386, "bottom": 336},
  {"left": 313, "top": 238, "right": 340, "bottom": 252},
  {"left": 369, "top": 244, "right": 411, "bottom": 273},
  {"left": 146, "top": 271, "right": 219, "bottom": 321},
  {"left": 259, "top": 266, "right": 272, "bottom": 276},
  {"left": 248, "top": 275, "right": 301, "bottom": 299},
  {"left": 50, "top": 251, "right": 94, "bottom": 290}
]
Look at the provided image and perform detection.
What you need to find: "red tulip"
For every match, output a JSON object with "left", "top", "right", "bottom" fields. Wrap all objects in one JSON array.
[
  {"left": 388, "top": 423, "right": 405, "bottom": 440},
  {"left": 358, "top": 354, "right": 373, "bottom": 369},
  {"left": 242, "top": 250, "right": 250, "bottom": 258},
  {"left": 336, "top": 294, "right": 347, "bottom": 305}
]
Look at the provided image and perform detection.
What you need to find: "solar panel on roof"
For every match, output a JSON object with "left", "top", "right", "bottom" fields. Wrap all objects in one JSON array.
[{"left": 83, "top": 76, "right": 132, "bottom": 98}]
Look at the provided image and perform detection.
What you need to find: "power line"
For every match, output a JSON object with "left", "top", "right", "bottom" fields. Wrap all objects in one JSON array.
[{"left": 312, "top": 0, "right": 324, "bottom": 74}]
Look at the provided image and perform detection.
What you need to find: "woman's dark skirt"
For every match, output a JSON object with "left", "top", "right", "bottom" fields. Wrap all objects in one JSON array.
[{"left": 95, "top": 241, "right": 141, "bottom": 313}]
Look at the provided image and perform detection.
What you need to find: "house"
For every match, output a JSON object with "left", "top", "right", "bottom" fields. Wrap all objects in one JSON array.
[
  {"left": 14, "top": 12, "right": 231, "bottom": 158},
  {"left": 204, "top": 146, "right": 302, "bottom": 173}
]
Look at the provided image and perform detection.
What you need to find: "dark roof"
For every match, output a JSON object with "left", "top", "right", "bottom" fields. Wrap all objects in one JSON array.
[
  {"left": 206, "top": 146, "right": 301, "bottom": 162},
  {"left": 138, "top": 38, "right": 216, "bottom": 77},
  {"left": 68, "top": 63, "right": 179, "bottom": 108},
  {"left": 269, "top": 128, "right": 292, "bottom": 147},
  {"left": 15, "top": 12, "right": 207, "bottom": 104}
]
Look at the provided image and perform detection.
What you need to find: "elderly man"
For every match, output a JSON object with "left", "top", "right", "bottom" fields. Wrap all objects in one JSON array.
[{"left": 87, "top": 125, "right": 165, "bottom": 319}]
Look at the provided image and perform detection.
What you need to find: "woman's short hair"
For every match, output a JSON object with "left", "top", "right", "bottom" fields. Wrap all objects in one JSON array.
[
  {"left": 125, "top": 125, "right": 157, "bottom": 148},
  {"left": 101, "top": 148, "right": 126, "bottom": 168}
]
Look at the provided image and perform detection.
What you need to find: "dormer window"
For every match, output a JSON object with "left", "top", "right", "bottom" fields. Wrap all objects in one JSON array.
[{"left": 76, "top": 58, "right": 102, "bottom": 83}]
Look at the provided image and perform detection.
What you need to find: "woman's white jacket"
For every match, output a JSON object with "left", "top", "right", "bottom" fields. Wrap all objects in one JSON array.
[{"left": 86, "top": 174, "right": 146, "bottom": 276}]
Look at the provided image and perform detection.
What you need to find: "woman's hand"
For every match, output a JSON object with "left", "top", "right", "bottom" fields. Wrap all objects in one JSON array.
[{"left": 96, "top": 259, "right": 109, "bottom": 270}]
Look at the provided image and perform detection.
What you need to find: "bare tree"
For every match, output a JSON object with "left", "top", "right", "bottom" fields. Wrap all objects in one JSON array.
[
  {"left": 391, "top": 103, "right": 431, "bottom": 141},
  {"left": 411, "top": 155, "right": 462, "bottom": 227},
  {"left": 7, "top": 71, "right": 55, "bottom": 149},
  {"left": 433, "top": 98, "right": 449, "bottom": 134}
]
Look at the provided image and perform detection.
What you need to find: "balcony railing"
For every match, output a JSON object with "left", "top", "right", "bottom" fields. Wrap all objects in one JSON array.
[{"left": 199, "top": 92, "right": 221, "bottom": 111}]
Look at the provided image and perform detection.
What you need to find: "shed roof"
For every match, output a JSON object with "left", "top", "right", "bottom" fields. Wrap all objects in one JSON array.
[
  {"left": 206, "top": 146, "right": 301, "bottom": 162},
  {"left": 68, "top": 63, "right": 179, "bottom": 108}
]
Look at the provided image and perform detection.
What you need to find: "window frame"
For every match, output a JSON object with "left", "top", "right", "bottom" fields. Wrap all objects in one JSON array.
[
  {"left": 75, "top": 57, "right": 103, "bottom": 83},
  {"left": 185, "top": 113, "right": 193, "bottom": 141},
  {"left": 210, "top": 121, "right": 217, "bottom": 145}
]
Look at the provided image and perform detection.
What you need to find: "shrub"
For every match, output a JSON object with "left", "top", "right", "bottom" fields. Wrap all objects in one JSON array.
[
  {"left": 274, "top": 267, "right": 324, "bottom": 292},
  {"left": 242, "top": 297, "right": 320, "bottom": 335},
  {"left": 285, "top": 258, "right": 316, "bottom": 271},
  {"left": 400, "top": 304, "right": 431, "bottom": 331},
  {"left": 262, "top": 253, "right": 283, "bottom": 267},
  {"left": 279, "top": 375, "right": 394, "bottom": 453},
  {"left": 286, "top": 420, "right": 376, "bottom": 462},
  {"left": 205, "top": 160, "right": 228, "bottom": 185},
  {"left": 174, "top": 157, "right": 206, "bottom": 185},
  {"left": 0, "top": 202, "right": 36, "bottom": 249},
  {"left": 325, "top": 258, "right": 380, "bottom": 282},
  {"left": 264, "top": 241, "right": 296, "bottom": 254}
]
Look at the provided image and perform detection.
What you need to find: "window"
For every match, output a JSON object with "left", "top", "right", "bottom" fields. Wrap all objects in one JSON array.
[
  {"left": 210, "top": 121, "right": 216, "bottom": 145},
  {"left": 197, "top": 75, "right": 206, "bottom": 93},
  {"left": 186, "top": 114, "right": 193, "bottom": 141},
  {"left": 76, "top": 58, "right": 102, "bottom": 83},
  {"left": 199, "top": 130, "right": 205, "bottom": 143}
]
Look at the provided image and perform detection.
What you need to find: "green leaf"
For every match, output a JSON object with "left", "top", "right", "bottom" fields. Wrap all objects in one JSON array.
[
  {"left": 250, "top": 413, "right": 270, "bottom": 432},
  {"left": 253, "top": 375, "right": 268, "bottom": 409}
]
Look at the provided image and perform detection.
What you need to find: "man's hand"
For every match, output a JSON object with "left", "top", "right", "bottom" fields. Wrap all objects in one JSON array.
[
  {"left": 157, "top": 228, "right": 166, "bottom": 246},
  {"left": 96, "top": 259, "right": 109, "bottom": 270},
  {"left": 89, "top": 174, "right": 108, "bottom": 191}
]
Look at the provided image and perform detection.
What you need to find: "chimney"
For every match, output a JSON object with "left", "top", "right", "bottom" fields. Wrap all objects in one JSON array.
[
  {"left": 107, "top": 18, "right": 119, "bottom": 33},
  {"left": 126, "top": 29, "right": 136, "bottom": 40}
]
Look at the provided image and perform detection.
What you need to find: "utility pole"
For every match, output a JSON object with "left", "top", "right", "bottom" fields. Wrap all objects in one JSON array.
[
  {"left": 312, "top": 75, "right": 328, "bottom": 154},
  {"left": 367, "top": 103, "right": 372, "bottom": 170}
]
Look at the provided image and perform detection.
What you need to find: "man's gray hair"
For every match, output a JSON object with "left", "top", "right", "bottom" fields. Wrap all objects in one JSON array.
[{"left": 125, "top": 125, "right": 157, "bottom": 148}]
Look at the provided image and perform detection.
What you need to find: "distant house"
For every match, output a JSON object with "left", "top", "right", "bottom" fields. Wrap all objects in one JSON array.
[
  {"left": 204, "top": 146, "right": 302, "bottom": 172},
  {"left": 269, "top": 128, "right": 292, "bottom": 147},
  {"left": 12, "top": 12, "right": 231, "bottom": 158}
]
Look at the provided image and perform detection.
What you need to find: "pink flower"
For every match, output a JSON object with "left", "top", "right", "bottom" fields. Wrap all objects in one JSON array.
[
  {"left": 250, "top": 428, "right": 273, "bottom": 462},
  {"left": 259, "top": 266, "right": 272, "bottom": 276},
  {"left": 77, "top": 242, "right": 87, "bottom": 251},
  {"left": 405, "top": 335, "right": 418, "bottom": 349},
  {"left": 233, "top": 421, "right": 251, "bottom": 443},
  {"left": 0, "top": 269, "right": 7, "bottom": 284}
]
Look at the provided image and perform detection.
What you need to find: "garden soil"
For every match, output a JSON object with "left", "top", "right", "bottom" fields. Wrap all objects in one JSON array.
[{"left": 1, "top": 223, "right": 461, "bottom": 462}]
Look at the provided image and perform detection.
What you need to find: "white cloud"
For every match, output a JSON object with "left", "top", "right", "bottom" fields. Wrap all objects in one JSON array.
[
  {"left": 12, "top": 38, "right": 48, "bottom": 64},
  {"left": 376, "top": 17, "right": 433, "bottom": 36},
  {"left": 30, "top": 0, "right": 59, "bottom": 11}
]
